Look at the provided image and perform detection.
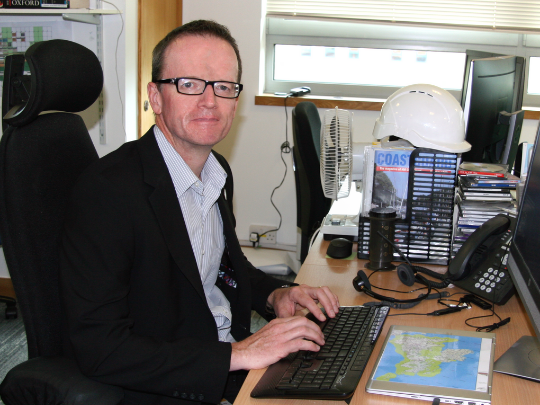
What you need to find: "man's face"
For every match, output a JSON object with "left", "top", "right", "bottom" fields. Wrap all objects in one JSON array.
[{"left": 148, "top": 35, "right": 239, "bottom": 153}]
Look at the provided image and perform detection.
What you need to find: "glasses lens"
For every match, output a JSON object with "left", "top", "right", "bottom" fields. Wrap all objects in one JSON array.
[
  {"left": 176, "top": 78, "right": 206, "bottom": 95},
  {"left": 173, "top": 78, "right": 240, "bottom": 98},
  {"left": 214, "top": 82, "right": 240, "bottom": 98}
]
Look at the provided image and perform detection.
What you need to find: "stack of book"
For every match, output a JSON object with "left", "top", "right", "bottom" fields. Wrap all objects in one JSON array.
[
  {"left": 0, "top": 1, "right": 89, "bottom": 9},
  {"left": 453, "top": 163, "right": 519, "bottom": 255}
]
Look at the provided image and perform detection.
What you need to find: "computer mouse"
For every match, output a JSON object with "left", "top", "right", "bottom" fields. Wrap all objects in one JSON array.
[{"left": 326, "top": 238, "right": 353, "bottom": 259}]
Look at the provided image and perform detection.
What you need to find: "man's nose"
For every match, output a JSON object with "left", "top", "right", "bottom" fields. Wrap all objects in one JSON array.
[{"left": 199, "top": 83, "right": 217, "bottom": 106}]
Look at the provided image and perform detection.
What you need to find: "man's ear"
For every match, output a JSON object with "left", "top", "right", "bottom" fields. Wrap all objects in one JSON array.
[{"left": 147, "top": 82, "right": 162, "bottom": 115}]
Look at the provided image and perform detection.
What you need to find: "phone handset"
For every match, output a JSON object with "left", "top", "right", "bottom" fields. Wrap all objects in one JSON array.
[{"left": 447, "top": 215, "right": 512, "bottom": 281}]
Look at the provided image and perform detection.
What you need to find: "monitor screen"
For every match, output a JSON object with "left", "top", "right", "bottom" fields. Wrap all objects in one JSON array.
[
  {"left": 508, "top": 123, "right": 540, "bottom": 338},
  {"left": 495, "top": 121, "right": 540, "bottom": 381},
  {"left": 461, "top": 55, "right": 524, "bottom": 164},
  {"left": 460, "top": 50, "right": 506, "bottom": 109}
]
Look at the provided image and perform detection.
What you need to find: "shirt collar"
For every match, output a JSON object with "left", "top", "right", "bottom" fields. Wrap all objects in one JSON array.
[{"left": 154, "top": 126, "right": 227, "bottom": 198}]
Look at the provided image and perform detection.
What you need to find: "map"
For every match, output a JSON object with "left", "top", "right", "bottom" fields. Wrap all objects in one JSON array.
[{"left": 373, "top": 329, "right": 490, "bottom": 392}]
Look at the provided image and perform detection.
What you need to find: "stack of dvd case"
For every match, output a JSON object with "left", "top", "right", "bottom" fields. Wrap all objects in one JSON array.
[
  {"left": 358, "top": 146, "right": 459, "bottom": 265},
  {"left": 452, "top": 162, "right": 519, "bottom": 255}
]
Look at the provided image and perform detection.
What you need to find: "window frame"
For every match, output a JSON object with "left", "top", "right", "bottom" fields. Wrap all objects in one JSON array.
[{"left": 264, "top": 19, "right": 540, "bottom": 108}]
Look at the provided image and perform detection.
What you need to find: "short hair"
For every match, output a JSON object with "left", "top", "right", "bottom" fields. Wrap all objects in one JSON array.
[{"left": 152, "top": 19, "right": 242, "bottom": 84}]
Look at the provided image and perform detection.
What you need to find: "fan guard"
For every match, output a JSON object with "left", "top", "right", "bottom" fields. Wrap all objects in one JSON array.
[{"left": 320, "top": 107, "right": 353, "bottom": 200}]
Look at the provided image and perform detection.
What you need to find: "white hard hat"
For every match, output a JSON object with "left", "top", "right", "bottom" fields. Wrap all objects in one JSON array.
[{"left": 373, "top": 84, "right": 471, "bottom": 153}]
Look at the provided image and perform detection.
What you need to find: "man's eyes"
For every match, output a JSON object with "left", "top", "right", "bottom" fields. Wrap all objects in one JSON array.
[
  {"left": 216, "top": 83, "right": 232, "bottom": 92},
  {"left": 180, "top": 80, "right": 198, "bottom": 89},
  {"left": 176, "top": 79, "right": 235, "bottom": 95}
]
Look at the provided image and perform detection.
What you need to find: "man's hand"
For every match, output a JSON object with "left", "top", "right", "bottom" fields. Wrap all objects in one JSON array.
[
  {"left": 230, "top": 315, "right": 325, "bottom": 371},
  {"left": 267, "top": 284, "right": 340, "bottom": 322}
]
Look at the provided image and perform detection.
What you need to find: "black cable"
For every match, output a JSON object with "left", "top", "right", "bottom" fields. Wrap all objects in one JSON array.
[
  {"left": 377, "top": 230, "right": 449, "bottom": 287},
  {"left": 254, "top": 96, "right": 292, "bottom": 246},
  {"left": 465, "top": 306, "right": 510, "bottom": 332},
  {"left": 366, "top": 268, "right": 382, "bottom": 280},
  {"left": 282, "top": 95, "right": 291, "bottom": 153},
  {"left": 366, "top": 269, "right": 409, "bottom": 293},
  {"left": 267, "top": 150, "right": 287, "bottom": 230},
  {"left": 366, "top": 262, "right": 433, "bottom": 295},
  {"left": 438, "top": 292, "right": 469, "bottom": 308},
  {"left": 387, "top": 312, "right": 429, "bottom": 317},
  {"left": 476, "top": 317, "right": 511, "bottom": 332},
  {"left": 365, "top": 267, "right": 508, "bottom": 328},
  {"left": 377, "top": 230, "right": 414, "bottom": 268},
  {"left": 444, "top": 292, "right": 469, "bottom": 299},
  {"left": 374, "top": 285, "right": 429, "bottom": 295}
]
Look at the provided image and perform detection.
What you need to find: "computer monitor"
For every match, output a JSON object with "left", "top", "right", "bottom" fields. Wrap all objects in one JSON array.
[
  {"left": 460, "top": 50, "right": 525, "bottom": 113},
  {"left": 461, "top": 54, "right": 525, "bottom": 164},
  {"left": 460, "top": 50, "right": 505, "bottom": 108},
  {"left": 493, "top": 121, "right": 540, "bottom": 381}
]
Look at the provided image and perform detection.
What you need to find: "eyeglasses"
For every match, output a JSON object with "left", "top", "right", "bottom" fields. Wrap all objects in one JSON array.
[{"left": 154, "top": 77, "right": 243, "bottom": 99}]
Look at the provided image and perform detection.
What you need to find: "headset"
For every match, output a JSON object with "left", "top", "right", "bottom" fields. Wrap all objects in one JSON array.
[{"left": 352, "top": 231, "right": 451, "bottom": 308}]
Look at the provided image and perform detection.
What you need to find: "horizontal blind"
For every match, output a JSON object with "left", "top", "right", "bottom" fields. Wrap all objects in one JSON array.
[{"left": 266, "top": 0, "right": 540, "bottom": 32}]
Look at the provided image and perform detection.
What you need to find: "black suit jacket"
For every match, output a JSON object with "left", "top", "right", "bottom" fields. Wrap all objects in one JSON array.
[{"left": 59, "top": 127, "right": 285, "bottom": 405}]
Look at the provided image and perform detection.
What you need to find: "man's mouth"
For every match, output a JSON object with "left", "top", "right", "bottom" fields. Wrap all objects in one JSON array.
[{"left": 193, "top": 115, "right": 219, "bottom": 122}]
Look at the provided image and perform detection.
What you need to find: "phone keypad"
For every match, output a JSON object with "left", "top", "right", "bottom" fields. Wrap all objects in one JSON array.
[{"left": 472, "top": 265, "right": 510, "bottom": 293}]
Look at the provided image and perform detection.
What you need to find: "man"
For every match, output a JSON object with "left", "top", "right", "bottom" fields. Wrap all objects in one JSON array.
[{"left": 60, "top": 20, "right": 339, "bottom": 405}]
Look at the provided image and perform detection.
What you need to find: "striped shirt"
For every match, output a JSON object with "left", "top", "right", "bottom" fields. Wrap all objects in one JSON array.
[{"left": 154, "top": 126, "right": 235, "bottom": 343}]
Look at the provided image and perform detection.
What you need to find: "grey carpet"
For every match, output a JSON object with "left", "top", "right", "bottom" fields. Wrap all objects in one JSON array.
[{"left": 0, "top": 303, "right": 28, "bottom": 405}]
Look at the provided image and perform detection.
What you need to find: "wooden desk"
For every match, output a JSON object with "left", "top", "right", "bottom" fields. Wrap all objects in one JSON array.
[{"left": 235, "top": 236, "right": 540, "bottom": 405}]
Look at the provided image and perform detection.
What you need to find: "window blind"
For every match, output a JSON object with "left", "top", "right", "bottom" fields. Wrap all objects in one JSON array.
[{"left": 266, "top": 0, "right": 540, "bottom": 33}]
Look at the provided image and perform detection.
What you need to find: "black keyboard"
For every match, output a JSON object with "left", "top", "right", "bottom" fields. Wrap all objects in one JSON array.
[{"left": 251, "top": 305, "right": 389, "bottom": 400}]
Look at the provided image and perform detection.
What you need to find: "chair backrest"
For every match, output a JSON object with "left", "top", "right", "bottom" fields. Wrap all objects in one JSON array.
[
  {"left": 0, "top": 40, "right": 103, "bottom": 358},
  {"left": 292, "top": 102, "right": 332, "bottom": 262}
]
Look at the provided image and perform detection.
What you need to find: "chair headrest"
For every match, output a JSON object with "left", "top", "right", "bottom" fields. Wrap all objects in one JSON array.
[{"left": 4, "top": 39, "right": 103, "bottom": 127}]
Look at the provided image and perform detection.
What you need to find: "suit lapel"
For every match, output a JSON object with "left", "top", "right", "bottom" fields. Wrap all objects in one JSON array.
[{"left": 136, "top": 128, "right": 207, "bottom": 305}]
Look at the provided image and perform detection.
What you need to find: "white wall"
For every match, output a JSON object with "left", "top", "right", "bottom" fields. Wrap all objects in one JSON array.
[
  {"left": 184, "top": 1, "right": 301, "bottom": 248},
  {"left": 183, "top": 0, "right": 540, "bottom": 249}
]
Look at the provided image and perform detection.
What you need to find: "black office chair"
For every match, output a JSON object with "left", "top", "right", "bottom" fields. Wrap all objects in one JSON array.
[
  {"left": 292, "top": 102, "right": 332, "bottom": 263},
  {"left": 0, "top": 40, "right": 123, "bottom": 405}
]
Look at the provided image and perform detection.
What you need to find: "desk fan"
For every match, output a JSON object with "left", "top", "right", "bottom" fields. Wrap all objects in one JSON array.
[
  {"left": 319, "top": 107, "right": 367, "bottom": 239},
  {"left": 320, "top": 107, "right": 353, "bottom": 199}
]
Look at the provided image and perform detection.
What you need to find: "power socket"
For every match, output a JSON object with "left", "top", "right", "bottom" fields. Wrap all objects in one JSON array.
[{"left": 249, "top": 225, "right": 277, "bottom": 245}]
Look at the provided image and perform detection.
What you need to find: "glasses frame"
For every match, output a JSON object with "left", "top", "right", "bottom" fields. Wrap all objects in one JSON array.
[{"left": 154, "top": 77, "right": 243, "bottom": 99}]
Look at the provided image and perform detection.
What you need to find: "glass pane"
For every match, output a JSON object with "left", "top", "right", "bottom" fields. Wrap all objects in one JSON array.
[
  {"left": 528, "top": 57, "right": 540, "bottom": 95},
  {"left": 274, "top": 45, "right": 466, "bottom": 90}
]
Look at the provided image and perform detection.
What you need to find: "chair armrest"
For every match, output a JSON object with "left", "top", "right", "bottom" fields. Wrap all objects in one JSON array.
[{"left": 0, "top": 356, "right": 124, "bottom": 405}]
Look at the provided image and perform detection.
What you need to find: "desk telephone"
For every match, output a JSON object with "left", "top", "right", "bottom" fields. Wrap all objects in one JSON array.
[{"left": 448, "top": 214, "right": 516, "bottom": 305}]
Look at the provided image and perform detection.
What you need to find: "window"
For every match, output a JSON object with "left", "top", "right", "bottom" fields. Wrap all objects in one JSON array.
[
  {"left": 528, "top": 57, "right": 540, "bottom": 95},
  {"left": 264, "top": 2, "right": 540, "bottom": 108},
  {"left": 273, "top": 44, "right": 465, "bottom": 91}
]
